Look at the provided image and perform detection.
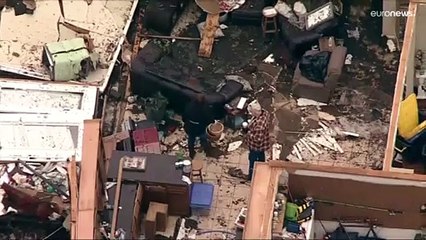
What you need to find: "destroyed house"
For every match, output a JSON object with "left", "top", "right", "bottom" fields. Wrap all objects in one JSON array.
[
  {"left": 244, "top": 1, "right": 426, "bottom": 239},
  {"left": 1, "top": 0, "right": 426, "bottom": 239}
]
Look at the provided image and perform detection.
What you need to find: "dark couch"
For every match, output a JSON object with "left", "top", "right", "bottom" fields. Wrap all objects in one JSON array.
[{"left": 278, "top": 15, "right": 340, "bottom": 59}]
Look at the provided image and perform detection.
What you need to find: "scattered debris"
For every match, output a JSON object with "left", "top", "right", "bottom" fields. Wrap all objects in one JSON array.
[
  {"left": 263, "top": 54, "right": 275, "bottom": 64},
  {"left": 296, "top": 98, "right": 327, "bottom": 107},
  {"left": 386, "top": 39, "right": 397, "bottom": 52},
  {"left": 345, "top": 54, "right": 353, "bottom": 65},
  {"left": 293, "top": 1, "right": 307, "bottom": 17},
  {"left": 227, "top": 141, "right": 243, "bottom": 152},
  {"left": 347, "top": 27, "right": 360, "bottom": 40},
  {"left": 227, "top": 167, "right": 247, "bottom": 180},
  {"left": 318, "top": 111, "right": 336, "bottom": 121}
]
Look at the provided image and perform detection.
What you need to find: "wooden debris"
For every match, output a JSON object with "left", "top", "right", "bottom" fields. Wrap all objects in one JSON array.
[
  {"left": 293, "top": 146, "right": 302, "bottom": 160},
  {"left": 198, "top": 13, "right": 219, "bottom": 58},
  {"left": 318, "top": 111, "right": 336, "bottom": 121},
  {"left": 141, "top": 34, "right": 203, "bottom": 41},
  {"left": 68, "top": 157, "right": 79, "bottom": 240},
  {"left": 300, "top": 138, "right": 317, "bottom": 156}
]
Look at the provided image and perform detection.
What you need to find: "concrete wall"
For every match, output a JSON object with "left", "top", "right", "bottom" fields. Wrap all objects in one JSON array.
[{"left": 286, "top": 169, "right": 426, "bottom": 229}]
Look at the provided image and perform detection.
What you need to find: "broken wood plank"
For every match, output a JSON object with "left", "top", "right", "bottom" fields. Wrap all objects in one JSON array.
[
  {"left": 244, "top": 163, "right": 281, "bottom": 239},
  {"left": 68, "top": 156, "right": 78, "bottom": 240},
  {"left": 198, "top": 13, "right": 219, "bottom": 58},
  {"left": 300, "top": 138, "right": 317, "bottom": 156},
  {"left": 110, "top": 158, "right": 125, "bottom": 238},
  {"left": 293, "top": 146, "right": 302, "bottom": 160},
  {"left": 141, "top": 34, "right": 203, "bottom": 41},
  {"left": 306, "top": 138, "right": 323, "bottom": 154},
  {"left": 76, "top": 120, "right": 101, "bottom": 240}
]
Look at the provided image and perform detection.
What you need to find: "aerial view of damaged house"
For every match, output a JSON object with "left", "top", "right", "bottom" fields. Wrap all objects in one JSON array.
[{"left": 0, "top": 0, "right": 424, "bottom": 239}]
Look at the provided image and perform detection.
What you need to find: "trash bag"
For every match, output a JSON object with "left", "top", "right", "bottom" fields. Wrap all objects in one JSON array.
[{"left": 299, "top": 51, "right": 331, "bottom": 83}]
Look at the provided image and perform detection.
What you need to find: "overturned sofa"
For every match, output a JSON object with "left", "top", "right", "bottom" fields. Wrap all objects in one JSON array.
[{"left": 130, "top": 42, "right": 244, "bottom": 116}]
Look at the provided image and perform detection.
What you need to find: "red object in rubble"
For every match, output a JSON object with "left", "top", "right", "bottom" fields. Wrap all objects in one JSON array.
[{"left": 132, "top": 127, "right": 159, "bottom": 147}]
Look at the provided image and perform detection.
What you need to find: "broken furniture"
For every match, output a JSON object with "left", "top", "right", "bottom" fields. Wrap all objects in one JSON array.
[
  {"left": 198, "top": 13, "right": 220, "bottom": 58},
  {"left": 107, "top": 151, "right": 190, "bottom": 238},
  {"left": 132, "top": 120, "right": 161, "bottom": 154},
  {"left": 144, "top": 202, "right": 169, "bottom": 239},
  {"left": 395, "top": 93, "right": 426, "bottom": 163},
  {"left": 262, "top": 6, "right": 278, "bottom": 37},
  {"left": 235, "top": 207, "right": 247, "bottom": 229},
  {"left": 305, "top": 2, "right": 335, "bottom": 31},
  {"left": 190, "top": 159, "right": 204, "bottom": 183},
  {"left": 190, "top": 183, "right": 214, "bottom": 216},
  {"left": 173, "top": 217, "right": 198, "bottom": 240},
  {"left": 42, "top": 38, "right": 92, "bottom": 81},
  {"left": 131, "top": 56, "right": 244, "bottom": 117},
  {"left": 224, "top": 96, "right": 249, "bottom": 130},
  {"left": 144, "top": 0, "right": 188, "bottom": 35},
  {"left": 230, "top": 0, "right": 271, "bottom": 25},
  {"left": 278, "top": 1, "right": 339, "bottom": 58},
  {"left": 292, "top": 46, "right": 347, "bottom": 103}
]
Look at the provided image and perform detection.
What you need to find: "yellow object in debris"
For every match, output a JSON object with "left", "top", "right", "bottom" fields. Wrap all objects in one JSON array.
[{"left": 398, "top": 93, "right": 426, "bottom": 139}]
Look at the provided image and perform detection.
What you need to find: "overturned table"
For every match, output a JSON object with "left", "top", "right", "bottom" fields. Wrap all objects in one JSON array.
[{"left": 107, "top": 151, "right": 190, "bottom": 239}]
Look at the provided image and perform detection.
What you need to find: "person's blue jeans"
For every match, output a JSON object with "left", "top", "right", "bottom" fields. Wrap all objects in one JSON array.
[
  {"left": 248, "top": 150, "right": 265, "bottom": 180},
  {"left": 188, "top": 133, "right": 208, "bottom": 159}
]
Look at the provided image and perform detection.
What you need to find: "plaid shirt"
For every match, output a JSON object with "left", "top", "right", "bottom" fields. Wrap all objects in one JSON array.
[{"left": 246, "top": 110, "right": 271, "bottom": 151}]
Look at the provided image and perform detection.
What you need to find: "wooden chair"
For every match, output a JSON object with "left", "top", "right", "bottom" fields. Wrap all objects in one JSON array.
[
  {"left": 191, "top": 159, "right": 204, "bottom": 183},
  {"left": 262, "top": 6, "right": 278, "bottom": 37}
]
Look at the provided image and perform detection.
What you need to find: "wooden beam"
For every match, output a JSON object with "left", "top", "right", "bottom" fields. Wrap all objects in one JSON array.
[
  {"left": 67, "top": 156, "right": 78, "bottom": 240},
  {"left": 383, "top": 2, "right": 417, "bottom": 172},
  {"left": 243, "top": 163, "right": 282, "bottom": 239},
  {"left": 268, "top": 160, "right": 426, "bottom": 181},
  {"left": 76, "top": 119, "right": 101, "bottom": 240},
  {"left": 198, "top": 13, "right": 219, "bottom": 58},
  {"left": 110, "top": 158, "right": 124, "bottom": 238}
]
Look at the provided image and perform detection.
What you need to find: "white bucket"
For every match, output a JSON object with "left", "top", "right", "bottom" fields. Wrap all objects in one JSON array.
[{"left": 182, "top": 160, "right": 192, "bottom": 174}]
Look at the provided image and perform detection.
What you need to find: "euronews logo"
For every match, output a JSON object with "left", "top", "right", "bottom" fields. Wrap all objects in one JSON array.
[{"left": 370, "top": 10, "right": 414, "bottom": 17}]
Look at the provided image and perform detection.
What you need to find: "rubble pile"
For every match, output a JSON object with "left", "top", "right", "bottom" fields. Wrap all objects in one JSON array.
[
  {"left": 0, "top": 162, "right": 70, "bottom": 216},
  {"left": 286, "top": 112, "right": 388, "bottom": 168}
]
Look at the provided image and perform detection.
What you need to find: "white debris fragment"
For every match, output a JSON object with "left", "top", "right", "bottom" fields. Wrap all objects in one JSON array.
[
  {"left": 342, "top": 131, "right": 360, "bottom": 138},
  {"left": 318, "top": 111, "right": 336, "bottom": 121},
  {"left": 228, "top": 140, "right": 243, "bottom": 152},
  {"left": 263, "top": 54, "right": 275, "bottom": 63},
  {"left": 387, "top": 39, "right": 397, "bottom": 52},
  {"left": 293, "top": 145, "right": 302, "bottom": 160},
  {"left": 219, "top": 24, "right": 228, "bottom": 30},
  {"left": 345, "top": 54, "right": 353, "bottom": 65},
  {"left": 297, "top": 98, "right": 327, "bottom": 106},
  {"left": 347, "top": 27, "right": 360, "bottom": 40},
  {"left": 271, "top": 143, "right": 282, "bottom": 160},
  {"left": 0, "top": 172, "right": 9, "bottom": 185},
  {"left": 293, "top": 1, "right": 307, "bottom": 16},
  {"left": 139, "top": 39, "right": 149, "bottom": 49},
  {"left": 275, "top": 1, "right": 294, "bottom": 18},
  {"left": 300, "top": 138, "right": 317, "bottom": 156}
]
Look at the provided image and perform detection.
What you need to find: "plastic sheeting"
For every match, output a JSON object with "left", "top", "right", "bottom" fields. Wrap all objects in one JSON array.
[{"left": 299, "top": 51, "right": 331, "bottom": 83}]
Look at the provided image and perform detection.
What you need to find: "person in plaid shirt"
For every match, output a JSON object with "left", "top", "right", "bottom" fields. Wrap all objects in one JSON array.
[{"left": 245, "top": 101, "right": 271, "bottom": 180}]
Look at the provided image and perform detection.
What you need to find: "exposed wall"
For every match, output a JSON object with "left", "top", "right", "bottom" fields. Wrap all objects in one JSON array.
[
  {"left": 313, "top": 221, "right": 421, "bottom": 239},
  {"left": 287, "top": 169, "right": 426, "bottom": 229}
]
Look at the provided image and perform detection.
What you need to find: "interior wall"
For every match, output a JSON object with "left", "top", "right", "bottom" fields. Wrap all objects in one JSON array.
[
  {"left": 313, "top": 221, "right": 421, "bottom": 239},
  {"left": 287, "top": 170, "right": 426, "bottom": 229}
]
